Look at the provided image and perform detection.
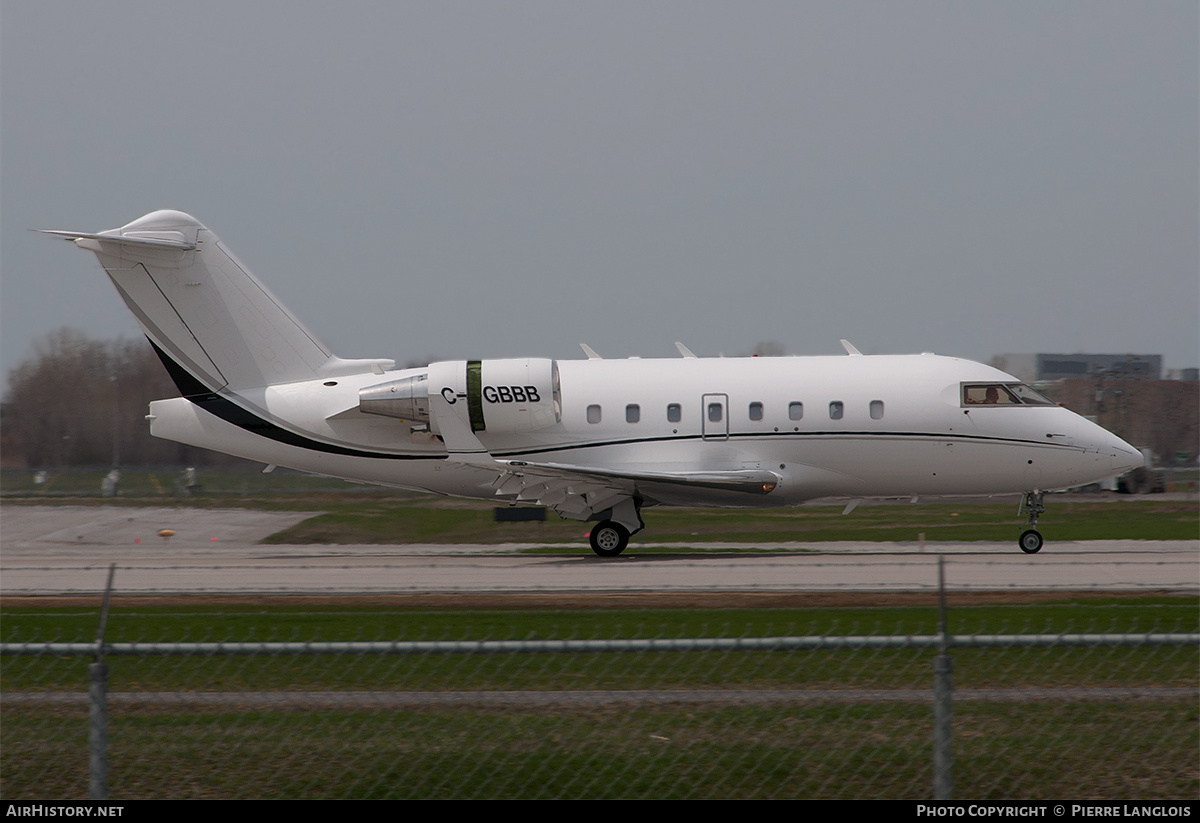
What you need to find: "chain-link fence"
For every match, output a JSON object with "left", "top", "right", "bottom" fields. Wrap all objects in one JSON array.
[{"left": 4, "top": 621, "right": 1196, "bottom": 799}]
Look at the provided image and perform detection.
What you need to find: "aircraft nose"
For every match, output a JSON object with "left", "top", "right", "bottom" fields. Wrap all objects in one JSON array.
[
  {"left": 1110, "top": 440, "right": 1144, "bottom": 474},
  {"left": 1071, "top": 414, "right": 1143, "bottom": 476}
]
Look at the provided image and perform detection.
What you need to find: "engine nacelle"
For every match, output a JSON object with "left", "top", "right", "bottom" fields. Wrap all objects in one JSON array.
[
  {"left": 358, "top": 372, "right": 429, "bottom": 423},
  {"left": 360, "top": 358, "right": 561, "bottom": 436}
]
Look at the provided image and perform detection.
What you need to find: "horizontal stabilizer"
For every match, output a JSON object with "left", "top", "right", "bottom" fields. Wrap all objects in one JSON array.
[{"left": 38, "top": 229, "right": 196, "bottom": 250}]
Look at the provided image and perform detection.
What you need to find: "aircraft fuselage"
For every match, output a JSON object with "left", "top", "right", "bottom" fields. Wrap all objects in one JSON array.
[
  {"left": 44, "top": 209, "right": 1143, "bottom": 555},
  {"left": 148, "top": 351, "right": 1137, "bottom": 505}
]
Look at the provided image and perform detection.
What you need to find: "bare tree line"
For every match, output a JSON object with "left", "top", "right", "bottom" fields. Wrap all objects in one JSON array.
[{"left": 2, "top": 328, "right": 247, "bottom": 468}]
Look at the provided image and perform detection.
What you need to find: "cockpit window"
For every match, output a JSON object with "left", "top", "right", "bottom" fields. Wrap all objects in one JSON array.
[
  {"left": 963, "top": 384, "right": 1020, "bottom": 405},
  {"left": 1007, "top": 384, "right": 1055, "bottom": 405},
  {"left": 961, "top": 383, "right": 1054, "bottom": 407}
]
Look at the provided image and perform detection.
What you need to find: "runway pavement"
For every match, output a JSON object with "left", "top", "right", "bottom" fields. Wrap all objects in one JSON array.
[{"left": 2, "top": 505, "right": 1196, "bottom": 596}]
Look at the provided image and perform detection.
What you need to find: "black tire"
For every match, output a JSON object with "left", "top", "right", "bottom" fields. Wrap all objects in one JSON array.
[
  {"left": 589, "top": 520, "right": 630, "bottom": 557},
  {"left": 1019, "top": 529, "right": 1043, "bottom": 554}
]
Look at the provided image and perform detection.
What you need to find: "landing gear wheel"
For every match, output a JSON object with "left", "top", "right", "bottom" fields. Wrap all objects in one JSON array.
[
  {"left": 1018, "top": 492, "right": 1047, "bottom": 554},
  {"left": 589, "top": 520, "right": 630, "bottom": 557}
]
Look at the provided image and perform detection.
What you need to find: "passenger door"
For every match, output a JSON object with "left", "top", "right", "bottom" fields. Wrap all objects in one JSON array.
[{"left": 701, "top": 393, "right": 728, "bottom": 440}]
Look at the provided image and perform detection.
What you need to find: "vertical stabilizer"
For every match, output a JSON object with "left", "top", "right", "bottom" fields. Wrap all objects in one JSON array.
[{"left": 43, "top": 211, "right": 392, "bottom": 393}]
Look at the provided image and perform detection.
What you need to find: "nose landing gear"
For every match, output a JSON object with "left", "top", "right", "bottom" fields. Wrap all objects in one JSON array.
[{"left": 1018, "top": 491, "right": 1045, "bottom": 554}]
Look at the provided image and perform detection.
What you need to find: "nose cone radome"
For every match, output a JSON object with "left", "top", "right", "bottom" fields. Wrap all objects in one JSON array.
[
  {"left": 1071, "top": 415, "right": 1143, "bottom": 481},
  {"left": 1085, "top": 421, "right": 1143, "bottom": 475},
  {"left": 1109, "top": 439, "right": 1144, "bottom": 475}
]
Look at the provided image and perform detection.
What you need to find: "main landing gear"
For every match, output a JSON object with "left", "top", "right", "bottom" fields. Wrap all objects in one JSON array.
[
  {"left": 588, "top": 499, "right": 643, "bottom": 557},
  {"left": 589, "top": 521, "right": 631, "bottom": 557},
  {"left": 1018, "top": 491, "right": 1046, "bottom": 554}
]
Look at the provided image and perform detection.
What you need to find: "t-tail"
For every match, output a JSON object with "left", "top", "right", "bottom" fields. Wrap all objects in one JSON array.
[{"left": 41, "top": 210, "right": 393, "bottom": 397}]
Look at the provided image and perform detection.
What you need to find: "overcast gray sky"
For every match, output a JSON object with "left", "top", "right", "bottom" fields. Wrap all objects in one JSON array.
[{"left": 3, "top": 1, "right": 1197, "bottom": 383}]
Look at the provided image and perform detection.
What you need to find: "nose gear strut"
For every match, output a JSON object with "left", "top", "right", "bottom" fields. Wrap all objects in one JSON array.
[{"left": 1018, "top": 491, "right": 1045, "bottom": 554}]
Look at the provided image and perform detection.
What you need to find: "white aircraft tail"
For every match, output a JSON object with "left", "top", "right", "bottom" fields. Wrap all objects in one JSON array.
[{"left": 43, "top": 210, "right": 392, "bottom": 395}]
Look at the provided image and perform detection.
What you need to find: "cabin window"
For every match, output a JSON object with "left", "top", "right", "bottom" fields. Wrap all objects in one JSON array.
[
  {"left": 870, "top": 400, "right": 885, "bottom": 420},
  {"left": 626, "top": 404, "right": 640, "bottom": 423},
  {"left": 829, "top": 401, "right": 844, "bottom": 420},
  {"left": 587, "top": 404, "right": 602, "bottom": 424},
  {"left": 749, "top": 402, "right": 763, "bottom": 421},
  {"left": 788, "top": 402, "right": 804, "bottom": 420},
  {"left": 708, "top": 403, "right": 723, "bottom": 423},
  {"left": 667, "top": 403, "right": 682, "bottom": 423}
]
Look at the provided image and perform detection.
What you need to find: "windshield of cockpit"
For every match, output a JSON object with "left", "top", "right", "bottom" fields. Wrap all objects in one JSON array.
[{"left": 961, "top": 383, "right": 1055, "bottom": 407}]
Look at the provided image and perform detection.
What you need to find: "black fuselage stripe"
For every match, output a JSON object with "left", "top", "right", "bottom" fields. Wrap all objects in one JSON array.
[
  {"left": 187, "top": 390, "right": 1077, "bottom": 462},
  {"left": 152, "top": 340, "right": 1080, "bottom": 462},
  {"left": 491, "top": 430, "right": 1075, "bottom": 458},
  {"left": 189, "top": 393, "right": 440, "bottom": 459}
]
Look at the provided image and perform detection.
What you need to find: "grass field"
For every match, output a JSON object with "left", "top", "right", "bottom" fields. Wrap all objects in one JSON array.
[
  {"left": 4, "top": 595, "right": 1198, "bottom": 644},
  {"left": 3, "top": 597, "right": 1197, "bottom": 693},
  {"left": 4, "top": 702, "right": 1194, "bottom": 799},
  {"left": 2, "top": 597, "right": 1196, "bottom": 799}
]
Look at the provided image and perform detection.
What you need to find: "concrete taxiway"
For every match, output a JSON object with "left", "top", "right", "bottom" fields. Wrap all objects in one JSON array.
[{"left": 2, "top": 505, "right": 1196, "bottom": 596}]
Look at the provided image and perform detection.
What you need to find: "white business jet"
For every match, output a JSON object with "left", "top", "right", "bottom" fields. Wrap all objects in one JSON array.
[{"left": 43, "top": 211, "right": 1142, "bottom": 556}]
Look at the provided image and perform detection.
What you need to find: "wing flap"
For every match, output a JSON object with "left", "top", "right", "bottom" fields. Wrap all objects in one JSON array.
[
  {"left": 481, "top": 458, "right": 781, "bottom": 522},
  {"left": 502, "top": 460, "right": 782, "bottom": 495}
]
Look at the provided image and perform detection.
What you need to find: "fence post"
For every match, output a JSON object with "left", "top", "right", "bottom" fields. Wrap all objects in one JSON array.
[
  {"left": 933, "top": 555, "right": 954, "bottom": 800},
  {"left": 88, "top": 661, "right": 108, "bottom": 800},
  {"left": 89, "top": 564, "right": 116, "bottom": 801}
]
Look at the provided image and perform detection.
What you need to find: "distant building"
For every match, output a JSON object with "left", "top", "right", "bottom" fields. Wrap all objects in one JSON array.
[{"left": 991, "top": 353, "right": 1162, "bottom": 383}]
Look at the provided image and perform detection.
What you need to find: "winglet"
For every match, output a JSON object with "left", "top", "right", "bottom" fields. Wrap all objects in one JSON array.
[
  {"left": 674, "top": 341, "right": 698, "bottom": 359},
  {"left": 580, "top": 343, "right": 603, "bottom": 360},
  {"left": 840, "top": 339, "right": 863, "bottom": 356}
]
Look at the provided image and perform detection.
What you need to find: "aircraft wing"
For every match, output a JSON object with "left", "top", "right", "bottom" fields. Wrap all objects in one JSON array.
[{"left": 486, "top": 459, "right": 781, "bottom": 521}]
